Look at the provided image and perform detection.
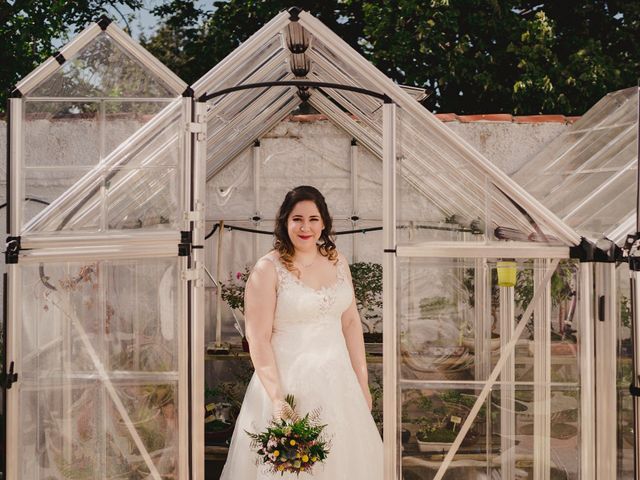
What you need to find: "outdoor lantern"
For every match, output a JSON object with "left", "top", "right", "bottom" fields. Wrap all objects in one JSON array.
[
  {"left": 290, "top": 53, "right": 311, "bottom": 77},
  {"left": 286, "top": 22, "right": 309, "bottom": 53},
  {"left": 497, "top": 260, "right": 517, "bottom": 287}
]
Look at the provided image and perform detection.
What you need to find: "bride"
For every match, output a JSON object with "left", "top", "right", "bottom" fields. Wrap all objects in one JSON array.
[{"left": 220, "top": 185, "right": 383, "bottom": 479}]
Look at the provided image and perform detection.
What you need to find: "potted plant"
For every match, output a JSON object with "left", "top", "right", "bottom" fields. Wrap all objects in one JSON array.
[
  {"left": 412, "top": 392, "right": 477, "bottom": 452},
  {"left": 204, "top": 360, "right": 253, "bottom": 446},
  {"left": 220, "top": 266, "right": 252, "bottom": 352},
  {"left": 350, "top": 262, "right": 383, "bottom": 343}
]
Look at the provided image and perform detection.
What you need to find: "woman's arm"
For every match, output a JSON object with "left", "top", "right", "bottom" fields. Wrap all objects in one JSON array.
[
  {"left": 340, "top": 256, "right": 373, "bottom": 410},
  {"left": 244, "top": 258, "right": 293, "bottom": 419}
]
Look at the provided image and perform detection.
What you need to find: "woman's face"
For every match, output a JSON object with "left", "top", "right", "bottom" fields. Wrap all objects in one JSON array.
[{"left": 287, "top": 200, "right": 324, "bottom": 252}]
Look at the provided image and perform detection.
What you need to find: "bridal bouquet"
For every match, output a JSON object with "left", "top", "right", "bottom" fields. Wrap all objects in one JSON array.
[{"left": 246, "top": 395, "right": 331, "bottom": 476}]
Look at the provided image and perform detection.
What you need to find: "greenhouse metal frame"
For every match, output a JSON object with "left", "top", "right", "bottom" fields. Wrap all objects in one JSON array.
[{"left": 2, "top": 7, "right": 635, "bottom": 480}]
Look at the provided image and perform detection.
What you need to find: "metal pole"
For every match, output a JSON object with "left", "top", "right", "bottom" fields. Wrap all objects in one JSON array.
[
  {"left": 190, "top": 99, "right": 207, "bottom": 480},
  {"left": 595, "top": 261, "right": 617, "bottom": 479},
  {"left": 533, "top": 259, "right": 551, "bottom": 480},
  {"left": 351, "top": 139, "right": 359, "bottom": 262},
  {"left": 635, "top": 84, "right": 640, "bottom": 232},
  {"left": 499, "top": 285, "right": 515, "bottom": 480},
  {"left": 629, "top": 83, "right": 640, "bottom": 480},
  {"left": 631, "top": 267, "right": 640, "bottom": 480},
  {"left": 381, "top": 101, "right": 397, "bottom": 480},
  {"left": 580, "top": 262, "right": 596, "bottom": 480},
  {"left": 252, "top": 140, "right": 261, "bottom": 264}
]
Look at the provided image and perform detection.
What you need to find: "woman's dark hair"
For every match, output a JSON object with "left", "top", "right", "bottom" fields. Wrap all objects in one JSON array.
[{"left": 274, "top": 185, "right": 337, "bottom": 275}]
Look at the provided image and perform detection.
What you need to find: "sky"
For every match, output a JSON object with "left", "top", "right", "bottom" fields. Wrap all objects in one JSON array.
[{"left": 106, "top": 0, "right": 215, "bottom": 40}]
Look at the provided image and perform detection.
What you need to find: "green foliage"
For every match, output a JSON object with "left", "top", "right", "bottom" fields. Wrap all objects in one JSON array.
[
  {"left": 7, "top": 1, "right": 639, "bottom": 114},
  {"left": 220, "top": 267, "right": 251, "bottom": 313},
  {"left": 412, "top": 391, "right": 485, "bottom": 443},
  {"left": 1, "top": 1, "right": 142, "bottom": 109},
  {"left": 620, "top": 294, "right": 631, "bottom": 329},
  {"left": 349, "top": 262, "right": 383, "bottom": 319},
  {"left": 245, "top": 395, "right": 330, "bottom": 475},
  {"left": 514, "top": 260, "right": 576, "bottom": 310},
  {"left": 142, "top": 0, "right": 639, "bottom": 115}
]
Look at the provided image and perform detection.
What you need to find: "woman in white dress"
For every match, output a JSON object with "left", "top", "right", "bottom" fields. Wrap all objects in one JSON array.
[{"left": 220, "top": 185, "right": 383, "bottom": 479}]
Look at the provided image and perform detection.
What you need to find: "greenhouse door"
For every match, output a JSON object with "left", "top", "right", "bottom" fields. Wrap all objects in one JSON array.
[
  {"left": 382, "top": 104, "right": 586, "bottom": 479},
  {"left": 3, "top": 19, "right": 205, "bottom": 480}
]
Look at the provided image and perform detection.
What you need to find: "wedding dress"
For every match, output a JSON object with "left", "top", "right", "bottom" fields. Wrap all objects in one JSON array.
[{"left": 219, "top": 254, "right": 383, "bottom": 479}]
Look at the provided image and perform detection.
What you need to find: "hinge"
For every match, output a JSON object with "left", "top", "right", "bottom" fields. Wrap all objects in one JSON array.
[
  {"left": 183, "top": 210, "right": 203, "bottom": 222},
  {"left": 178, "top": 230, "right": 192, "bottom": 257},
  {"left": 1, "top": 361, "right": 18, "bottom": 389},
  {"left": 182, "top": 265, "right": 204, "bottom": 286},
  {"left": 187, "top": 121, "right": 206, "bottom": 141}
]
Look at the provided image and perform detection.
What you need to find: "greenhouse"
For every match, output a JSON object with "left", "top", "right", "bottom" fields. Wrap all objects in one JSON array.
[
  {"left": 512, "top": 87, "right": 640, "bottom": 480},
  {"left": 2, "top": 7, "right": 637, "bottom": 480}
]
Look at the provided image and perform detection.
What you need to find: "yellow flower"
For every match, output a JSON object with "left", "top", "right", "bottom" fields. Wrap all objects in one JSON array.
[
  {"left": 289, "top": 439, "right": 296, "bottom": 446},
  {"left": 302, "top": 455, "right": 309, "bottom": 462},
  {"left": 311, "top": 456, "right": 317, "bottom": 462},
  {"left": 273, "top": 450, "right": 280, "bottom": 457},
  {"left": 296, "top": 453, "right": 301, "bottom": 458},
  {"left": 278, "top": 465, "right": 285, "bottom": 471}
]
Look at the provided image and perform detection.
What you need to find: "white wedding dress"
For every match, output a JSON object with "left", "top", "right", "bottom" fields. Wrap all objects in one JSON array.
[{"left": 219, "top": 255, "right": 383, "bottom": 479}]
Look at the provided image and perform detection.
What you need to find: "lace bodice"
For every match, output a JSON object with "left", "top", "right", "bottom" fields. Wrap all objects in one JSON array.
[{"left": 263, "top": 254, "right": 353, "bottom": 327}]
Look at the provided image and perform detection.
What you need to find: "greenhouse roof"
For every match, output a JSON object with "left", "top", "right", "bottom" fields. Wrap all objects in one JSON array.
[
  {"left": 191, "top": 8, "right": 580, "bottom": 246},
  {"left": 512, "top": 87, "right": 639, "bottom": 245},
  {"left": 14, "top": 8, "right": 582, "bottom": 247}
]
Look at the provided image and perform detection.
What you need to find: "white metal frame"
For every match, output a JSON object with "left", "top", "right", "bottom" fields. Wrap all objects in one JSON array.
[
  {"left": 381, "top": 102, "right": 398, "bottom": 480},
  {"left": 594, "top": 262, "right": 617, "bottom": 479},
  {"left": 533, "top": 259, "right": 552, "bottom": 480},
  {"left": 499, "top": 285, "right": 516, "bottom": 480},
  {"left": 579, "top": 263, "right": 597, "bottom": 479},
  {"left": 189, "top": 99, "right": 208, "bottom": 480},
  {"left": 15, "top": 21, "right": 186, "bottom": 97},
  {"left": 5, "top": 17, "right": 196, "bottom": 480}
]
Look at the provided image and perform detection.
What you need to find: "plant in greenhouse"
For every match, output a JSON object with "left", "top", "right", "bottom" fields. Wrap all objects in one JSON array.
[
  {"left": 412, "top": 392, "right": 479, "bottom": 449},
  {"left": 220, "top": 266, "right": 252, "bottom": 350},
  {"left": 220, "top": 267, "right": 251, "bottom": 313},
  {"left": 514, "top": 260, "right": 578, "bottom": 342},
  {"left": 349, "top": 262, "right": 383, "bottom": 342},
  {"left": 204, "top": 360, "right": 253, "bottom": 445}
]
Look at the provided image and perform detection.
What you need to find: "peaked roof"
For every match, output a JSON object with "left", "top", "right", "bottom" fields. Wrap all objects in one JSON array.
[
  {"left": 14, "top": 17, "right": 187, "bottom": 235},
  {"left": 191, "top": 8, "right": 580, "bottom": 246},
  {"left": 513, "top": 87, "right": 638, "bottom": 245},
  {"left": 15, "top": 9, "right": 582, "bottom": 246},
  {"left": 14, "top": 16, "right": 186, "bottom": 98}
]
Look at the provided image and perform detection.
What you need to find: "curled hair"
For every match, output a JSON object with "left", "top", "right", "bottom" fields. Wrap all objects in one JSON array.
[{"left": 273, "top": 185, "right": 337, "bottom": 276}]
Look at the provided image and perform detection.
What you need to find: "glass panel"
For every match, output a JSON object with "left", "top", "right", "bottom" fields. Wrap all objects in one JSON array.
[
  {"left": 401, "top": 387, "right": 491, "bottom": 479},
  {"left": 23, "top": 100, "right": 171, "bottom": 168},
  {"left": 23, "top": 100, "right": 184, "bottom": 234},
  {"left": 512, "top": 87, "right": 638, "bottom": 240},
  {"left": 399, "top": 258, "right": 482, "bottom": 382},
  {"left": 23, "top": 167, "right": 100, "bottom": 231},
  {"left": 201, "top": 32, "right": 286, "bottom": 103},
  {"left": 257, "top": 128, "right": 353, "bottom": 219},
  {"left": 18, "top": 258, "right": 181, "bottom": 479},
  {"left": 113, "top": 383, "right": 180, "bottom": 478},
  {"left": 398, "top": 257, "right": 581, "bottom": 477},
  {"left": 105, "top": 166, "right": 180, "bottom": 230},
  {"left": 19, "top": 383, "right": 100, "bottom": 479},
  {"left": 207, "top": 148, "right": 255, "bottom": 221},
  {"left": 29, "top": 32, "right": 176, "bottom": 98}
]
